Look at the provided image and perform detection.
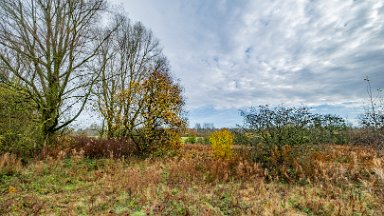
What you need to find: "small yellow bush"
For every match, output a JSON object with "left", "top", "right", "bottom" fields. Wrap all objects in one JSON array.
[{"left": 209, "top": 129, "right": 234, "bottom": 159}]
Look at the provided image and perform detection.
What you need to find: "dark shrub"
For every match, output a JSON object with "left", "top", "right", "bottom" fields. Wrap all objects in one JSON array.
[
  {"left": 240, "top": 105, "right": 314, "bottom": 147},
  {"left": 357, "top": 77, "right": 384, "bottom": 153},
  {"left": 238, "top": 105, "right": 350, "bottom": 181},
  {"left": 349, "top": 129, "right": 384, "bottom": 154},
  {"left": 310, "top": 114, "right": 350, "bottom": 144},
  {"left": 239, "top": 105, "right": 349, "bottom": 147},
  {"left": 72, "top": 136, "right": 137, "bottom": 158}
]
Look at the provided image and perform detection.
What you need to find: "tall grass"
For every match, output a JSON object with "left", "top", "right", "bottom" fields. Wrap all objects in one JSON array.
[{"left": 0, "top": 143, "right": 383, "bottom": 215}]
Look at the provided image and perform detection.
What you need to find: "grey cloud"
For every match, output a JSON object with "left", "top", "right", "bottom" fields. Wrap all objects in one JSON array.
[{"left": 111, "top": 0, "right": 383, "bottom": 126}]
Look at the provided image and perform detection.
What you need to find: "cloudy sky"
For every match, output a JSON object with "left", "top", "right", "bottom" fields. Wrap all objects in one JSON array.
[{"left": 110, "top": 0, "right": 384, "bottom": 128}]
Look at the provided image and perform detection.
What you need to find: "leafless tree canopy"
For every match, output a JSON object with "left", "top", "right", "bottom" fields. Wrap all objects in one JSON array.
[
  {"left": 0, "top": 0, "right": 111, "bottom": 141},
  {"left": 93, "top": 14, "right": 186, "bottom": 152},
  {"left": 94, "top": 14, "right": 163, "bottom": 138}
]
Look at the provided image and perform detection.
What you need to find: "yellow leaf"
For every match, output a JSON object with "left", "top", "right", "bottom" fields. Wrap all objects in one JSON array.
[{"left": 8, "top": 186, "right": 17, "bottom": 193}]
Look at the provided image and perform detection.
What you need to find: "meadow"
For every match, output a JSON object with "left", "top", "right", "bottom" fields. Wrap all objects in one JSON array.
[
  {"left": 1, "top": 142, "right": 383, "bottom": 215},
  {"left": 0, "top": 0, "right": 383, "bottom": 215}
]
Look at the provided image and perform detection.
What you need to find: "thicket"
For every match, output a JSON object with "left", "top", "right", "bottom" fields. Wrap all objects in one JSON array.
[
  {"left": 239, "top": 105, "right": 349, "bottom": 147},
  {"left": 238, "top": 105, "right": 350, "bottom": 180},
  {"left": 0, "top": 84, "right": 42, "bottom": 157},
  {"left": 356, "top": 78, "right": 384, "bottom": 151}
]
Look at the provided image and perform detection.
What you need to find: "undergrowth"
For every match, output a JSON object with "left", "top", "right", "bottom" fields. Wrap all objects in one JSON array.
[{"left": 0, "top": 144, "right": 383, "bottom": 215}]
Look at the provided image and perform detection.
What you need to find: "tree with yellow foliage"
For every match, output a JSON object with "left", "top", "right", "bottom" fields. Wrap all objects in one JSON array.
[
  {"left": 94, "top": 14, "right": 186, "bottom": 154},
  {"left": 139, "top": 70, "right": 186, "bottom": 153},
  {"left": 209, "top": 129, "right": 234, "bottom": 159}
]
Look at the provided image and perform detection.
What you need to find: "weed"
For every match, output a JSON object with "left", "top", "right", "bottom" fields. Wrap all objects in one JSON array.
[
  {"left": 0, "top": 153, "right": 22, "bottom": 177},
  {"left": 0, "top": 144, "right": 382, "bottom": 215}
]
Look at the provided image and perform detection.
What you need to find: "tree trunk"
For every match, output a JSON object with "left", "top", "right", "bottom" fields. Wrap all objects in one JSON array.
[{"left": 42, "top": 108, "right": 58, "bottom": 146}]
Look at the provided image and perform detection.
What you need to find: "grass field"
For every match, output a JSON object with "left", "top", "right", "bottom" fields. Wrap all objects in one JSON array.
[{"left": 0, "top": 144, "right": 383, "bottom": 215}]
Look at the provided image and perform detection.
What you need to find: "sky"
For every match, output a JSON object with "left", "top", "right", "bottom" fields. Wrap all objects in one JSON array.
[{"left": 107, "top": 0, "right": 384, "bottom": 128}]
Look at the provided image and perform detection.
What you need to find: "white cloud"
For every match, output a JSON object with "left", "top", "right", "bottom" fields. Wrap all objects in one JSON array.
[{"left": 110, "top": 0, "right": 384, "bottom": 126}]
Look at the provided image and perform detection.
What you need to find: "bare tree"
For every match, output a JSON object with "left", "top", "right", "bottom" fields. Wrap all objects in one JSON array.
[
  {"left": 94, "top": 14, "right": 186, "bottom": 153},
  {"left": 95, "top": 14, "right": 162, "bottom": 139},
  {"left": 0, "top": 0, "right": 113, "bottom": 143},
  {"left": 361, "top": 77, "right": 384, "bottom": 130},
  {"left": 359, "top": 77, "right": 384, "bottom": 151}
]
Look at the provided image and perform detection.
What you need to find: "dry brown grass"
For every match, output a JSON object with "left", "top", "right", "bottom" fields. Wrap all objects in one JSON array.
[
  {"left": 0, "top": 153, "right": 22, "bottom": 176},
  {"left": 0, "top": 143, "right": 383, "bottom": 215}
]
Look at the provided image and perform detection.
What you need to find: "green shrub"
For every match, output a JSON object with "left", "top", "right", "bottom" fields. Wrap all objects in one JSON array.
[
  {"left": 209, "top": 129, "right": 234, "bottom": 159},
  {"left": 0, "top": 84, "right": 42, "bottom": 157},
  {"left": 185, "top": 136, "right": 197, "bottom": 144},
  {"left": 240, "top": 105, "right": 349, "bottom": 147},
  {"left": 240, "top": 105, "right": 313, "bottom": 147},
  {"left": 196, "top": 137, "right": 204, "bottom": 144}
]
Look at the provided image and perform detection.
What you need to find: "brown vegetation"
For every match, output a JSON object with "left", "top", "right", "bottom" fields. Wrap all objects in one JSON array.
[{"left": 0, "top": 143, "right": 383, "bottom": 215}]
